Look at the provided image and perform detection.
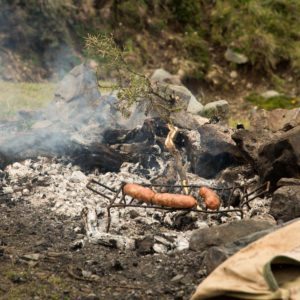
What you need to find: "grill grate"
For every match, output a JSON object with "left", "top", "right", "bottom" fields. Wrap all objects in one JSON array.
[{"left": 87, "top": 179, "right": 270, "bottom": 232}]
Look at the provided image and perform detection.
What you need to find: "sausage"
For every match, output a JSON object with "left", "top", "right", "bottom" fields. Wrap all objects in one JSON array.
[
  {"left": 152, "top": 193, "right": 197, "bottom": 208},
  {"left": 123, "top": 183, "right": 155, "bottom": 203},
  {"left": 199, "top": 187, "right": 221, "bottom": 210},
  {"left": 123, "top": 183, "right": 197, "bottom": 208}
]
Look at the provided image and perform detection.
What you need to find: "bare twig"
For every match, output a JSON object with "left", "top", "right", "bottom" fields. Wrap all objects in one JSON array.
[{"left": 165, "top": 124, "right": 189, "bottom": 194}]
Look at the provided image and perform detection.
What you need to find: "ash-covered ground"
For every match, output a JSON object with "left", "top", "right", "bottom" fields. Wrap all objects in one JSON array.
[{"left": 0, "top": 154, "right": 272, "bottom": 299}]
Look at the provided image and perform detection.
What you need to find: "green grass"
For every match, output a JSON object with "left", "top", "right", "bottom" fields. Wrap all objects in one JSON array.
[
  {"left": 0, "top": 81, "right": 55, "bottom": 119},
  {"left": 210, "top": 0, "right": 300, "bottom": 73},
  {"left": 245, "top": 92, "right": 300, "bottom": 110},
  {"left": 0, "top": 80, "right": 114, "bottom": 119},
  {"left": 2, "top": 268, "right": 71, "bottom": 300}
]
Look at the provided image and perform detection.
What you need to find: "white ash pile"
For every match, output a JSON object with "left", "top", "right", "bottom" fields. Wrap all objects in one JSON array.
[{"left": 0, "top": 156, "right": 272, "bottom": 255}]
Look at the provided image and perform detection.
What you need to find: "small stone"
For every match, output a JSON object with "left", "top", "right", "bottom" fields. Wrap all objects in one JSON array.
[
  {"left": 22, "top": 189, "right": 30, "bottom": 196},
  {"left": 69, "top": 239, "right": 84, "bottom": 251},
  {"left": 175, "top": 236, "right": 189, "bottom": 251},
  {"left": 48, "top": 169, "right": 58, "bottom": 175},
  {"left": 22, "top": 253, "right": 41, "bottom": 261},
  {"left": 246, "top": 82, "right": 253, "bottom": 89},
  {"left": 146, "top": 289, "right": 153, "bottom": 295},
  {"left": 230, "top": 70, "right": 238, "bottom": 79},
  {"left": 153, "top": 243, "right": 168, "bottom": 254},
  {"left": 136, "top": 236, "right": 154, "bottom": 255},
  {"left": 24, "top": 160, "right": 32, "bottom": 167},
  {"left": 225, "top": 49, "right": 248, "bottom": 64},
  {"left": 197, "top": 269, "right": 207, "bottom": 277},
  {"left": 195, "top": 221, "right": 209, "bottom": 229},
  {"left": 2, "top": 186, "right": 13, "bottom": 194},
  {"left": 150, "top": 68, "right": 181, "bottom": 85},
  {"left": 12, "top": 162, "right": 22, "bottom": 169},
  {"left": 171, "top": 274, "right": 184, "bottom": 282},
  {"left": 202, "top": 247, "right": 231, "bottom": 274},
  {"left": 74, "top": 226, "right": 83, "bottom": 233},
  {"left": 70, "top": 171, "right": 87, "bottom": 183},
  {"left": 86, "top": 293, "right": 99, "bottom": 300},
  {"left": 128, "top": 210, "right": 140, "bottom": 219},
  {"left": 202, "top": 100, "right": 229, "bottom": 119},
  {"left": 261, "top": 90, "right": 280, "bottom": 99}
]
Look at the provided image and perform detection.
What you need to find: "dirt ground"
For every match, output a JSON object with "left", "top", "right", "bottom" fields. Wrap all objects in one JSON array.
[{"left": 0, "top": 196, "right": 205, "bottom": 300}]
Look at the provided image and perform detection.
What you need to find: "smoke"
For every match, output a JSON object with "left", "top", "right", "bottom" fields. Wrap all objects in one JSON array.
[{"left": 0, "top": 62, "right": 147, "bottom": 167}]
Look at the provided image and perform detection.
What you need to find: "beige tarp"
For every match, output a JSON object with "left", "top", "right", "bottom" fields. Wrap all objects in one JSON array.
[{"left": 191, "top": 220, "right": 300, "bottom": 300}]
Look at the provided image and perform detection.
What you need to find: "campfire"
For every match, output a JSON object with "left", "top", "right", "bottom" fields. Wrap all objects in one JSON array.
[{"left": 1, "top": 63, "right": 299, "bottom": 267}]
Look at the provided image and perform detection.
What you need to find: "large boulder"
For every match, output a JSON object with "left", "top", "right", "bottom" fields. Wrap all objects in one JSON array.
[
  {"left": 150, "top": 68, "right": 181, "bottom": 85},
  {"left": 232, "top": 129, "right": 271, "bottom": 165},
  {"left": 52, "top": 63, "right": 100, "bottom": 109},
  {"left": 167, "top": 84, "right": 203, "bottom": 115},
  {"left": 257, "top": 125, "right": 300, "bottom": 185},
  {"left": 250, "top": 108, "right": 300, "bottom": 132},
  {"left": 270, "top": 185, "right": 300, "bottom": 222},
  {"left": 232, "top": 125, "right": 300, "bottom": 186},
  {"left": 151, "top": 83, "right": 203, "bottom": 116},
  {"left": 202, "top": 226, "right": 274, "bottom": 274},
  {"left": 186, "top": 124, "right": 244, "bottom": 178},
  {"left": 189, "top": 219, "right": 274, "bottom": 252}
]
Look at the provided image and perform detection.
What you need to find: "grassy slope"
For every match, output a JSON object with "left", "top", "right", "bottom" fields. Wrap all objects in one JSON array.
[
  {"left": 1, "top": 1, "right": 300, "bottom": 122},
  {"left": 0, "top": 80, "right": 115, "bottom": 119},
  {"left": 0, "top": 81, "right": 55, "bottom": 118}
]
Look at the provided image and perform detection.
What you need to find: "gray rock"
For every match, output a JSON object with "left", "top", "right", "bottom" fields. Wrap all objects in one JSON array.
[
  {"left": 257, "top": 126, "right": 300, "bottom": 185},
  {"left": 202, "top": 226, "right": 275, "bottom": 273},
  {"left": 225, "top": 48, "right": 248, "bottom": 64},
  {"left": 48, "top": 63, "right": 101, "bottom": 124},
  {"left": 69, "top": 239, "right": 85, "bottom": 251},
  {"left": 202, "top": 100, "right": 229, "bottom": 119},
  {"left": 189, "top": 219, "right": 274, "bottom": 252},
  {"left": 250, "top": 108, "right": 300, "bottom": 133},
  {"left": 153, "top": 243, "right": 168, "bottom": 254},
  {"left": 170, "top": 112, "right": 209, "bottom": 130},
  {"left": 186, "top": 124, "right": 244, "bottom": 178},
  {"left": 89, "top": 233, "right": 136, "bottom": 251},
  {"left": 136, "top": 236, "right": 154, "bottom": 255},
  {"left": 232, "top": 126, "right": 300, "bottom": 186},
  {"left": 175, "top": 236, "right": 189, "bottom": 251},
  {"left": 187, "top": 96, "right": 204, "bottom": 115},
  {"left": 270, "top": 185, "right": 300, "bottom": 222},
  {"left": 154, "top": 83, "right": 203, "bottom": 115},
  {"left": 232, "top": 128, "right": 271, "bottom": 164},
  {"left": 150, "top": 68, "right": 181, "bottom": 85},
  {"left": 202, "top": 246, "right": 233, "bottom": 274},
  {"left": 53, "top": 63, "right": 100, "bottom": 105}
]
